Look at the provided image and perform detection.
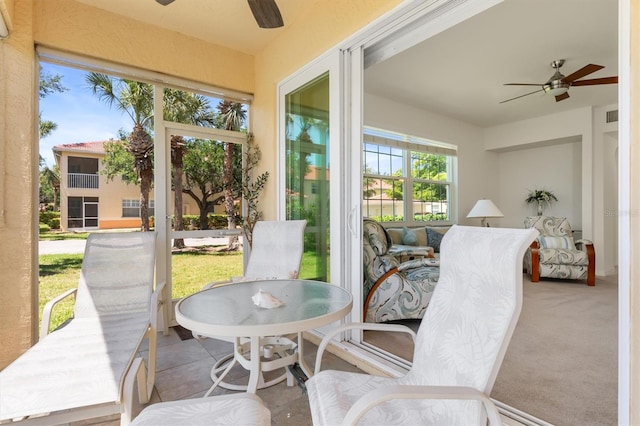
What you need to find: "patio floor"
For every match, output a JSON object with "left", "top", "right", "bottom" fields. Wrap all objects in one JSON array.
[{"left": 74, "top": 327, "right": 362, "bottom": 425}]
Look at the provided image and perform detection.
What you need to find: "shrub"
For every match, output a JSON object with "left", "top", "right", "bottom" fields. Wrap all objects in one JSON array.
[
  {"left": 39, "top": 211, "right": 60, "bottom": 228},
  {"left": 39, "top": 223, "right": 51, "bottom": 233}
]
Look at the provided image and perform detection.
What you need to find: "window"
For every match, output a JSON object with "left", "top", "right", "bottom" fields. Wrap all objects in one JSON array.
[
  {"left": 362, "top": 127, "right": 456, "bottom": 224},
  {"left": 122, "top": 199, "right": 155, "bottom": 218}
]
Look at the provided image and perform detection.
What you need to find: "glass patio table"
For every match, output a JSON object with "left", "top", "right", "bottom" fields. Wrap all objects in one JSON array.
[{"left": 175, "top": 279, "right": 353, "bottom": 394}]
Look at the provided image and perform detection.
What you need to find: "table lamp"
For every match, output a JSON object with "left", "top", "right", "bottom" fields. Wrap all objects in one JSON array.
[{"left": 467, "top": 199, "right": 504, "bottom": 227}]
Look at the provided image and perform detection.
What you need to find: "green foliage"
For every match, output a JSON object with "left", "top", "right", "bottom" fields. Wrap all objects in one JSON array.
[
  {"left": 526, "top": 188, "right": 558, "bottom": 205},
  {"left": 171, "top": 214, "right": 229, "bottom": 230},
  {"left": 241, "top": 133, "right": 269, "bottom": 248},
  {"left": 39, "top": 211, "right": 60, "bottom": 228},
  {"left": 39, "top": 68, "right": 67, "bottom": 99},
  {"left": 413, "top": 212, "right": 447, "bottom": 222},
  {"left": 371, "top": 214, "right": 405, "bottom": 222},
  {"left": 182, "top": 138, "right": 241, "bottom": 229},
  {"left": 39, "top": 223, "right": 50, "bottom": 233},
  {"left": 101, "top": 140, "right": 138, "bottom": 184}
]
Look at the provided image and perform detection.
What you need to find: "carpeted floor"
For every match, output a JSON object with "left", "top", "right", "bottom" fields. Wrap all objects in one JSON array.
[{"left": 364, "top": 273, "right": 618, "bottom": 426}]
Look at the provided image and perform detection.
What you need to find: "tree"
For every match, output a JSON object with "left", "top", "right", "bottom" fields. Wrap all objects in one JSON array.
[
  {"left": 39, "top": 69, "right": 66, "bottom": 138},
  {"left": 86, "top": 73, "right": 154, "bottom": 231},
  {"left": 39, "top": 165, "right": 60, "bottom": 210},
  {"left": 182, "top": 139, "right": 228, "bottom": 229},
  {"left": 217, "top": 101, "right": 246, "bottom": 250},
  {"left": 163, "top": 89, "right": 216, "bottom": 248}
]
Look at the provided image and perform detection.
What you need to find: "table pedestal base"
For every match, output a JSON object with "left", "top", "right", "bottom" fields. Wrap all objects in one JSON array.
[{"left": 206, "top": 334, "right": 310, "bottom": 395}]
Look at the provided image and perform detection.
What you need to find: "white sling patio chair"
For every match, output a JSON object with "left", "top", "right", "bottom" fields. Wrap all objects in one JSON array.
[
  {"left": 307, "top": 225, "right": 538, "bottom": 426},
  {"left": 0, "top": 232, "right": 162, "bottom": 426},
  {"left": 194, "top": 219, "right": 307, "bottom": 391},
  {"left": 131, "top": 393, "right": 270, "bottom": 426}
]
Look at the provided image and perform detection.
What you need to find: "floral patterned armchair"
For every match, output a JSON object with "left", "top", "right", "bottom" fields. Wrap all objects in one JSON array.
[
  {"left": 363, "top": 218, "right": 440, "bottom": 322},
  {"left": 524, "top": 216, "right": 595, "bottom": 286}
]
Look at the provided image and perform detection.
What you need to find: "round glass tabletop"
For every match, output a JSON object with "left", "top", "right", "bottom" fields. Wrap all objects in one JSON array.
[{"left": 175, "top": 279, "right": 353, "bottom": 337}]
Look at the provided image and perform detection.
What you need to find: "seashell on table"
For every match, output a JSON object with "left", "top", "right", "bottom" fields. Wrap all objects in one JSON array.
[{"left": 251, "top": 289, "right": 285, "bottom": 308}]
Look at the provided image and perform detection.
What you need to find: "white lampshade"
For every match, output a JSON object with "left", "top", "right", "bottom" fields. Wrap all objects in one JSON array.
[{"left": 467, "top": 199, "right": 504, "bottom": 227}]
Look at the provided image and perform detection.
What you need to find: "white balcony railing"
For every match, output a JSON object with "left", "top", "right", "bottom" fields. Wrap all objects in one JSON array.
[{"left": 68, "top": 173, "right": 99, "bottom": 189}]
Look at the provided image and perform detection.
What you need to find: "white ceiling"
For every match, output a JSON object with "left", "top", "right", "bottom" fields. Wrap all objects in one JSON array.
[
  {"left": 365, "top": 0, "right": 619, "bottom": 128},
  {"left": 74, "top": 0, "right": 618, "bottom": 129}
]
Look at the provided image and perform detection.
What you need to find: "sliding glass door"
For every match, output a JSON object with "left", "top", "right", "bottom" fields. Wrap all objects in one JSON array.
[{"left": 278, "top": 52, "right": 348, "bottom": 291}]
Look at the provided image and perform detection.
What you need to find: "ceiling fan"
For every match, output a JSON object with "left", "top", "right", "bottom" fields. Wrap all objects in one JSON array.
[
  {"left": 500, "top": 59, "right": 618, "bottom": 104},
  {"left": 155, "top": 0, "right": 284, "bottom": 29}
]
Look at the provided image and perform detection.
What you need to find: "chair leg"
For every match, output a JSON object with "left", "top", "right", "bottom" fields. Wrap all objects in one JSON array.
[
  {"left": 530, "top": 244, "right": 540, "bottom": 283},
  {"left": 586, "top": 244, "right": 596, "bottom": 286}
]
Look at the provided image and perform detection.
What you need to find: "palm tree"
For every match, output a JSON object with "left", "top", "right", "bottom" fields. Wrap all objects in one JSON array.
[
  {"left": 217, "top": 101, "right": 246, "bottom": 250},
  {"left": 163, "top": 89, "right": 216, "bottom": 248},
  {"left": 86, "top": 73, "right": 154, "bottom": 231},
  {"left": 40, "top": 165, "right": 60, "bottom": 211}
]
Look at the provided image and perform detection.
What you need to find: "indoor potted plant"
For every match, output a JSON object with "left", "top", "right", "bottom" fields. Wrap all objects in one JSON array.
[{"left": 526, "top": 188, "right": 558, "bottom": 215}]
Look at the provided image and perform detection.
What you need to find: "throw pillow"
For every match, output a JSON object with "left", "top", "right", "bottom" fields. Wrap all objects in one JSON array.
[
  {"left": 426, "top": 228, "right": 445, "bottom": 253},
  {"left": 402, "top": 227, "right": 418, "bottom": 246},
  {"left": 538, "top": 236, "right": 575, "bottom": 249},
  {"left": 386, "top": 228, "right": 404, "bottom": 245}
]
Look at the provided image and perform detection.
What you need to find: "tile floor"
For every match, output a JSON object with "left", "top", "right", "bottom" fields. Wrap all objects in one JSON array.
[{"left": 117, "top": 328, "right": 361, "bottom": 426}]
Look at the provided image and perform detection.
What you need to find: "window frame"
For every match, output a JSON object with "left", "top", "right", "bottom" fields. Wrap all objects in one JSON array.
[{"left": 362, "top": 127, "right": 457, "bottom": 226}]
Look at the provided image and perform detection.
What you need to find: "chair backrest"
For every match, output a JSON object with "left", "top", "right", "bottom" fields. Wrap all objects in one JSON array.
[
  {"left": 407, "top": 226, "right": 538, "bottom": 396},
  {"left": 525, "top": 216, "right": 573, "bottom": 237},
  {"left": 74, "top": 232, "right": 156, "bottom": 318},
  {"left": 243, "top": 220, "right": 307, "bottom": 279}
]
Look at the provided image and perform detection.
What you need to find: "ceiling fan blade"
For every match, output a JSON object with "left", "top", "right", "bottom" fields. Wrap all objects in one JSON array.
[
  {"left": 499, "top": 88, "right": 544, "bottom": 104},
  {"left": 555, "top": 92, "right": 570, "bottom": 102},
  {"left": 571, "top": 76, "right": 618, "bottom": 86},
  {"left": 562, "top": 64, "right": 604, "bottom": 83},
  {"left": 247, "top": 0, "right": 284, "bottom": 28},
  {"left": 155, "top": 0, "right": 175, "bottom": 5}
]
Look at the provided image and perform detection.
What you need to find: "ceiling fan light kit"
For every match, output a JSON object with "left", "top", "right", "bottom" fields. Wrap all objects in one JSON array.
[{"left": 501, "top": 59, "right": 617, "bottom": 104}]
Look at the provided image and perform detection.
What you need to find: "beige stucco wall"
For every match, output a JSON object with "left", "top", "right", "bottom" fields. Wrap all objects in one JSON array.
[{"left": 0, "top": 0, "right": 39, "bottom": 367}]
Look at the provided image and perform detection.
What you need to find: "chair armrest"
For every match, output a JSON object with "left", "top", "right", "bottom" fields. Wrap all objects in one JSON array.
[
  {"left": 342, "top": 385, "right": 501, "bottom": 426},
  {"left": 314, "top": 323, "right": 416, "bottom": 374},
  {"left": 398, "top": 258, "right": 439, "bottom": 271},
  {"left": 40, "top": 288, "right": 77, "bottom": 338},
  {"left": 575, "top": 239, "right": 593, "bottom": 247},
  {"left": 203, "top": 279, "right": 233, "bottom": 289}
]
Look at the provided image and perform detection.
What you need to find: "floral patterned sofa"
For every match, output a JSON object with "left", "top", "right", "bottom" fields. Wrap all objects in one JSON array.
[{"left": 363, "top": 218, "right": 441, "bottom": 323}]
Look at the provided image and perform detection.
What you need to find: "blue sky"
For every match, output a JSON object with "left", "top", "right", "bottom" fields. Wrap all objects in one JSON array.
[{"left": 39, "top": 62, "right": 132, "bottom": 168}]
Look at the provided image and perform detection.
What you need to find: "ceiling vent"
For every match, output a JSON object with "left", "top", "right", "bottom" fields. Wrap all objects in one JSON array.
[{"left": 606, "top": 109, "right": 618, "bottom": 123}]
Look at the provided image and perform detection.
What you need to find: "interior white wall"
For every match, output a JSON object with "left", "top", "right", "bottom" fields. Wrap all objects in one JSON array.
[
  {"left": 497, "top": 141, "right": 582, "bottom": 229},
  {"left": 363, "top": 92, "right": 501, "bottom": 226}
]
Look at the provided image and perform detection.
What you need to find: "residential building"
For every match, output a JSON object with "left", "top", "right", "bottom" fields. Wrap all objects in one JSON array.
[{"left": 53, "top": 141, "right": 213, "bottom": 231}]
